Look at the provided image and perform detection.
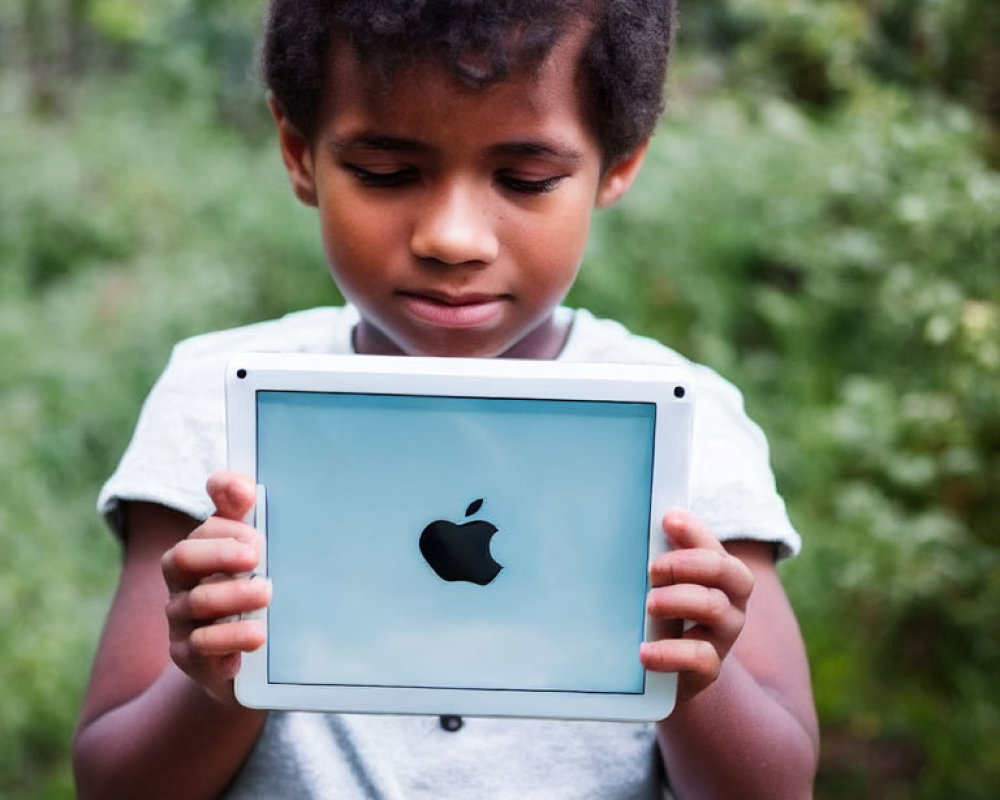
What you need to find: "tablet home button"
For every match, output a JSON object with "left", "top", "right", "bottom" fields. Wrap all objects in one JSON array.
[{"left": 439, "top": 715, "right": 464, "bottom": 732}]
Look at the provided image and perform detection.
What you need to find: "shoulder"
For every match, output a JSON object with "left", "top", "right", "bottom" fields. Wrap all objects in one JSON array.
[
  {"left": 97, "top": 306, "right": 358, "bottom": 532},
  {"left": 560, "top": 308, "right": 688, "bottom": 366},
  {"left": 147, "top": 303, "right": 360, "bottom": 449},
  {"left": 156, "top": 306, "right": 357, "bottom": 396},
  {"left": 562, "top": 308, "right": 800, "bottom": 556},
  {"left": 561, "top": 307, "right": 748, "bottom": 413},
  {"left": 560, "top": 306, "right": 760, "bottom": 464},
  {"left": 169, "top": 306, "right": 356, "bottom": 370}
]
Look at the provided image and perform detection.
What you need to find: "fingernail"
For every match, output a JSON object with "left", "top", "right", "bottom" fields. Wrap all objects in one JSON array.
[{"left": 664, "top": 509, "right": 686, "bottom": 527}]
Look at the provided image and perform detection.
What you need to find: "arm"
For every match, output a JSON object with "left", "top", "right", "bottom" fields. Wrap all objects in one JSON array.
[
  {"left": 641, "top": 512, "right": 819, "bottom": 800},
  {"left": 72, "top": 473, "right": 271, "bottom": 800}
]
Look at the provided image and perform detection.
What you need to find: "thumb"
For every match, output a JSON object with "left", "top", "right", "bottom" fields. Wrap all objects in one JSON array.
[{"left": 206, "top": 470, "right": 257, "bottom": 521}]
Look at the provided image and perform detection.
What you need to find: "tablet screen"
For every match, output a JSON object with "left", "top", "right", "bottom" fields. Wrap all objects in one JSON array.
[{"left": 256, "top": 390, "right": 656, "bottom": 696}]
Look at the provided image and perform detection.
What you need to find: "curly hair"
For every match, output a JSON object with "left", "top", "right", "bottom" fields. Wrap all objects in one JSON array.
[{"left": 261, "top": 0, "right": 676, "bottom": 166}]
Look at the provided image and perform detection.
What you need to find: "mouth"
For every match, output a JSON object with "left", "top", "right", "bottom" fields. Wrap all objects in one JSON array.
[{"left": 398, "top": 290, "right": 508, "bottom": 328}]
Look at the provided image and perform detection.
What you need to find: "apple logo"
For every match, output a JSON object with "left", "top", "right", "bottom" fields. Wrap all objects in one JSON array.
[{"left": 419, "top": 498, "right": 502, "bottom": 585}]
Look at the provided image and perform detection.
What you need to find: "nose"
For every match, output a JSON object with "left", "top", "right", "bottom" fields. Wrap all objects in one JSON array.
[{"left": 410, "top": 182, "right": 499, "bottom": 265}]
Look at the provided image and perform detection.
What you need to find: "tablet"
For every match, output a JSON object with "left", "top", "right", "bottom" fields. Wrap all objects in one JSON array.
[{"left": 225, "top": 353, "right": 693, "bottom": 721}]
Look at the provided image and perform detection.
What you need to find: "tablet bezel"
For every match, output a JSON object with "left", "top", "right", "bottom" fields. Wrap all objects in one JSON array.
[{"left": 226, "top": 352, "right": 693, "bottom": 721}]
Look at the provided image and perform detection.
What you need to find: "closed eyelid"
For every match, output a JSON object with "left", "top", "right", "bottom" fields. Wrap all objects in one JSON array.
[
  {"left": 330, "top": 135, "right": 428, "bottom": 182},
  {"left": 490, "top": 143, "right": 583, "bottom": 189},
  {"left": 343, "top": 164, "right": 418, "bottom": 189},
  {"left": 343, "top": 161, "right": 414, "bottom": 174},
  {"left": 498, "top": 174, "right": 565, "bottom": 194},
  {"left": 489, "top": 141, "right": 584, "bottom": 165}
]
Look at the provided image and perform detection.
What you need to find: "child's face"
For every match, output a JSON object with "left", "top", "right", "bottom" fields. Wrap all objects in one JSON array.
[{"left": 274, "top": 28, "right": 645, "bottom": 358}]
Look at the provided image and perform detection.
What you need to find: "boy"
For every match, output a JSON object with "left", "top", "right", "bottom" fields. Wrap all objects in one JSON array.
[{"left": 73, "top": 1, "right": 819, "bottom": 798}]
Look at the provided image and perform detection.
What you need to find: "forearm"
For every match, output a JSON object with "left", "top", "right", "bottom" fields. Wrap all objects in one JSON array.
[
  {"left": 657, "top": 656, "right": 818, "bottom": 800},
  {"left": 73, "top": 664, "right": 267, "bottom": 800}
]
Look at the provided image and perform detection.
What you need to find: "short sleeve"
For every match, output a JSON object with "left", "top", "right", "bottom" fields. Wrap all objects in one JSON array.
[
  {"left": 96, "top": 338, "right": 229, "bottom": 537},
  {"left": 97, "top": 306, "right": 358, "bottom": 538},
  {"left": 559, "top": 308, "right": 800, "bottom": 559},
  {"left": 687, "top": 366, "right": 800, "bottom": 558}
]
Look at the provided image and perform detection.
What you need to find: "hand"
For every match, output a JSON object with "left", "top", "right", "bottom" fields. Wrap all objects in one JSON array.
[
  {"left": 161, "top": 471, "right": 271, "bottom": 704},
  {"left": 640, "top": 510, "right": 755, "bottom": 702}
]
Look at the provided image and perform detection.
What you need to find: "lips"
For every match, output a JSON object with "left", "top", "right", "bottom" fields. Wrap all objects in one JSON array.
[{"left": 399, "top": 290, "right": 507, "bottom": 328}]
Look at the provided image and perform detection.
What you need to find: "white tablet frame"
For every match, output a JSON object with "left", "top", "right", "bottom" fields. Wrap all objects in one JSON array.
[{"left": 226, "top": 352, "right": 693, "bottom": 721}]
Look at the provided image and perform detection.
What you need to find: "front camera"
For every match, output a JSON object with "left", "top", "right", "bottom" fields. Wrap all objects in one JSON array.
[
  {"left": 673, "top": 385, "right": 686, "bottom": 399},
  {"left": 236, "top": 368, "right": 247, "bottom": 379}
]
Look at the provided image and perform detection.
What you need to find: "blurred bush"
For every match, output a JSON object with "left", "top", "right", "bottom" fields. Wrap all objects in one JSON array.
[
  {"left": 577, "top": 4, "right": 1000, "bottom": 796},
  {"left": 580, "top": 85, "right": 1000, "bottom": 799},
  {"left": 0, "top": 1, "right": 997, "bottom": 798}
]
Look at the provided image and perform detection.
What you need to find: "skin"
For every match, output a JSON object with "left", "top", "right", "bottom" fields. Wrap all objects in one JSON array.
[
  {"left": 73, "top": 26, "right": 819, "bottom": 800},
  {"left": 274, "top": 31, "right": 646, "bottom": 359}
]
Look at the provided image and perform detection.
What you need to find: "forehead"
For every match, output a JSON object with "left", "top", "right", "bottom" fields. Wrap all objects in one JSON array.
[{"left": 316, "top": 27, "right": 596, "bottom": 147}]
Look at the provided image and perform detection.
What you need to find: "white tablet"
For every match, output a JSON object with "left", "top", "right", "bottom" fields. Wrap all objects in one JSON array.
[{"left": 225, "top": 353, "right": 693, "bottom": 721}]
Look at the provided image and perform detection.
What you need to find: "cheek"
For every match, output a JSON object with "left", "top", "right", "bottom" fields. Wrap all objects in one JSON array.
[
  {"left": 526, "top": 197, "right": 593, "bottom": 280},
  {"left": 318, "top": 202, "right": 391, "bottom": 283}
]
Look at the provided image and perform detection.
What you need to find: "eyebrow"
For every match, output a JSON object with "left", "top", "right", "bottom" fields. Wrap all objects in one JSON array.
[
  {"left": 329, "top": 134, "right": 584, "bottom": 165},
  {"left": 328, "top": 134, "right": 429, "bottom": 154},
  {"left": 488, "top": 141, "right": 585, "bottom": 165}
]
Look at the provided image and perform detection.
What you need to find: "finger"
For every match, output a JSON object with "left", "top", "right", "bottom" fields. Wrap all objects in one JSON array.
[
  {"left": 206, "top": 470, "right": 257, "bottom": 522},
  {"left": 168, "top": 640, "right": 251, "bottom": 688},
  {"left": 189, "top": 618, "right": 267, "bottom": 657},
  {"left": 648, "top": 583, "right": 732, "bottom": 627},
  {"left": 167, "top": 640, "right": 255, "bottom": 705},
  {"left": 662, "top": 510, "right": 725, "bottom": 554},
  {"left": 218, "top": 652, "right": 242, "bottom": 682},
  {"left": 166, "top": 575, "right": 272, "bottom": 626},
  {"left": 650, "top": 547, "right": 728, "bottom": 588},
  {"left": 639, "top": 637, "right": 721, "bottom": 685},
  {"left": 187, "top": 515, "right": 263, "bottom": 548},
  {"left": 649, "top": 547, "right": 755, "bottom": 602},
  {"left": 161, "top": 538, "right": 258, "bottom": 592},
  {"left": 647, "top": 584, "right": 745, "bottom": 642}
]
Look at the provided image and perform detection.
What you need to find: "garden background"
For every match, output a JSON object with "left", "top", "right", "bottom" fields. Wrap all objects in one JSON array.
[{"left": 1, "top": 1, "right": 998, "bottom": 797}]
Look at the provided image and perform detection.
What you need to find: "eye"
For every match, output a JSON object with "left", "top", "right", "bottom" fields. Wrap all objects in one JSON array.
[
  {"left": 345, "top": 164, "right": 418, "bottom": 188},
  {"left": 498, "top": 174, "right": 565, "bottom": 195}
]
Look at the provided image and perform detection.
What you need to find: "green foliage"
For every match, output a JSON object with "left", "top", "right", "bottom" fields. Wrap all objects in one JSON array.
[
  {"left": 683, "top": 0, "right": 1000, "bottom": 108},
  {"left": 680, "top": 0, "right": 1000, "bottom": 163},
  {"left": 0, "top": 1, "right": 997, "bottom": 799},
  {"left": 0, "top": 76, "right": 335, "bottom": 799},
  {"left": 576, "top": 65, "right": 999, "bottom": 799}
]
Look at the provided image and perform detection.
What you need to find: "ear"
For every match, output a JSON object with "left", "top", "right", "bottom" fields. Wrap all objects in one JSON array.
[
  {"left": 595, "top": 140, "right": 650, "bottom": 208},
  {"left": 268, "top": 92, "right": 319, "bottom": 207}
]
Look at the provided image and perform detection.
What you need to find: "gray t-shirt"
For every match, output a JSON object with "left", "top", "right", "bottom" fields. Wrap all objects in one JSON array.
[{"left": 98, "top": 305, "right": 799, "bottom": 799}]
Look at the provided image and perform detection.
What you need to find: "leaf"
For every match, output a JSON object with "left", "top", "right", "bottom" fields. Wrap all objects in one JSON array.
[{"left": 465, "top": 498, "right": 484, "bottom": 517}]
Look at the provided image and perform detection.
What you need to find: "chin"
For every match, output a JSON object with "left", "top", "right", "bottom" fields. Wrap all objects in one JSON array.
[
  {"left": 354, "top": 315, "right": 543, "bottom": 359},
  {"left": 405, "top": 340, "right": 511, "bottom": 359},
  {"left": 392, "top": 326, "right": 518, "bottom": 360}
]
